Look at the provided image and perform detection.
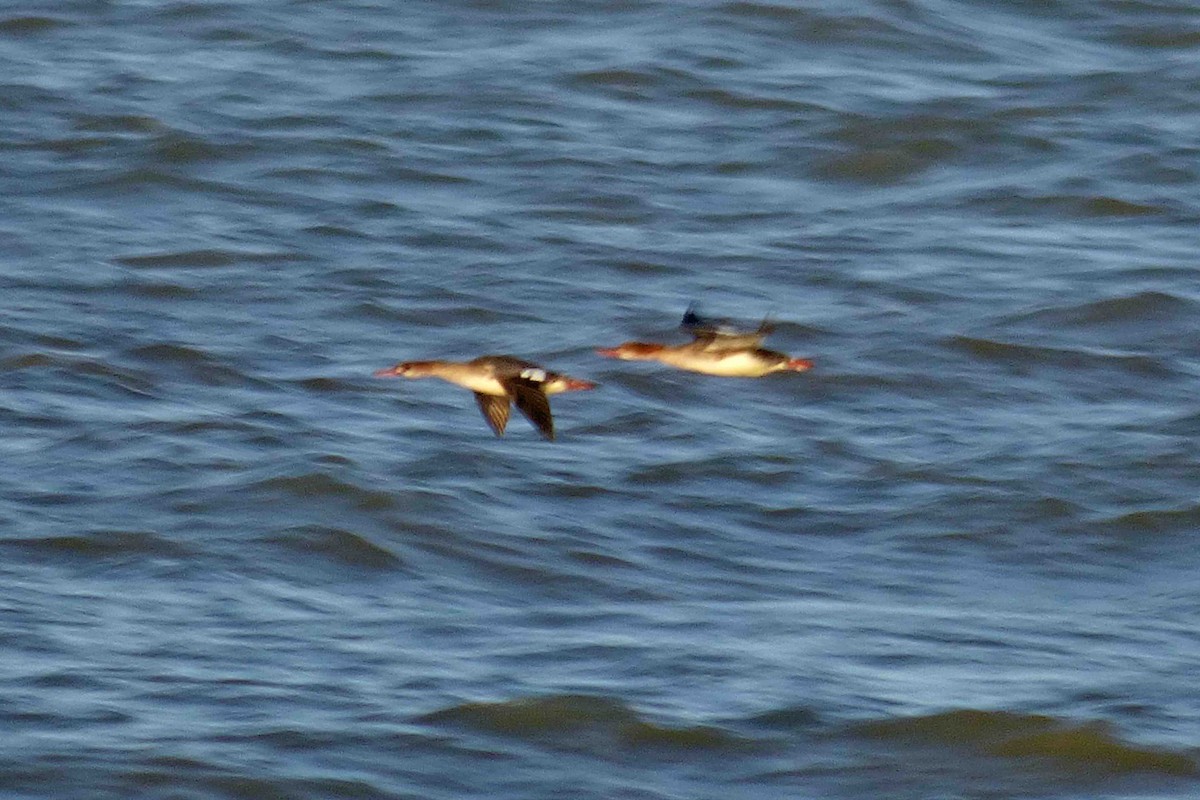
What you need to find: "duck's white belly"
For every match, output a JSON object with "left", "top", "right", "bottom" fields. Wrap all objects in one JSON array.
[
  {"left": 670, "top": 350, "right": 772, "bottom": 377},
  {"left": 708, "top": 352, "right": 772, "bottom": 376},
  {"left": 452, "top": 374, "right": 508, "bottom": 395}
]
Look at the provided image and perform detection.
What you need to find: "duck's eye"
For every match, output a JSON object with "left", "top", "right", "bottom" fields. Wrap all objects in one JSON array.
[{"left": 519, "top": 367, "right": 547, "bottom": 382}]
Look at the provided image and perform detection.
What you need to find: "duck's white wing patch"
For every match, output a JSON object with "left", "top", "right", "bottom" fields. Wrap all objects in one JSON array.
[{"left": 518, "top": 367, "right": 547, "bottom": 383}]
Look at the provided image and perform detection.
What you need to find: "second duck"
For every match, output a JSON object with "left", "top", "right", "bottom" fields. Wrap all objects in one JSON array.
[{"left": 597, "top": 305, "right": 814, "bottom": 377}]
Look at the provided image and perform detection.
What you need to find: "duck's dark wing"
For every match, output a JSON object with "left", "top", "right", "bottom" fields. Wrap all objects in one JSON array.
[
  {"left": 502, "top": 378, "right": 555, "bottom": 441},
  {"left": 682, "top": 304, "right": 775, "bottom": 351},
  {"left": 474, "top": 393, "right": 511, "bottom": 437},
  {"left": 680, "top": 303, "right": 709, "bottom": 334}
]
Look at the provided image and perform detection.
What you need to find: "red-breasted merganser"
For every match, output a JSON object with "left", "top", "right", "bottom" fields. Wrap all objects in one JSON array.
[
  {"left": 596, "top": 305, "right": 814, "bottom": 377},
  {"left": 374, "top": 355, "right": 596, "bottom": 440}
]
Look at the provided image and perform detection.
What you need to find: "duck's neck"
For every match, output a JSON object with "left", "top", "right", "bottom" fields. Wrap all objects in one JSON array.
[{"left": 401, "top": 360, "right": 463, "bottom": 379}]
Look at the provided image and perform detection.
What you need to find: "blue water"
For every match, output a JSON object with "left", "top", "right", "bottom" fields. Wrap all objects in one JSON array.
[{"left": 3, "top": 1, "right": 1199, "bottom": 798}]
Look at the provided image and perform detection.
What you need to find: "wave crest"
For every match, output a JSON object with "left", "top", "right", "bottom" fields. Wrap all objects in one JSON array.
[
  {"left": 418, "top": 694, "right": 743, "bottom": 751},
  {"left": 854, "top": 709, "right": 1195, "bottom": 776}
]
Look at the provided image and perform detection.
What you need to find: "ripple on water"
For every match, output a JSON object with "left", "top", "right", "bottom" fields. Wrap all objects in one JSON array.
[
  {"left": 114, "top": 248, "right": 304, "bottom": 269},
  {"left": 852, "top": 709, "right": 1197, "bottom": 777},
  {"left": 126, "top": 343, "right": 253, "bottom": 388},
  {"left": 946, "top": 335, "right": 1175, "bottom": 377},
  {"left": 969, "top": 189, "right": 1176, "bottom": 220},
  {"left": 1096, "top": 505, "right": 1200, "bottom": 538},
  {"left": 4, "top": 529, "right": 192, "bottom": 562},
  {"left": 418, "top": 694, "right": 746, "bottom": 753},
  {"left": 8, "top": 353, "right": 160, "bottom": 398},
  {"left": 1009, "top": 290, "right": 1195, "bottom": 329},
  {"left": 250, "top": 472, "right": 399, "bottom": 513},
  {"left": 264, "top": 525, "right": 404, "bottom": 570},
  {"left": 0, "top": 15, "right": 67, "bottom": 35}
]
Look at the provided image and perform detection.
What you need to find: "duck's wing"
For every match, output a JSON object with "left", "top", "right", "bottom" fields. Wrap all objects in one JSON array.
[
  {"left": 680, "top": 303, "right": 711, "bottom": 334},
  {"left": 682, "top": 304, "right": 775, "bottom": 351},
  {"left": 693, "top": 330, "right": 770, "bottom": 350},
  {"left": 474, "top": 393, "right": 511, "bottom": 437},
  {"left": 502, "top": 378, "right": 555, "bottom": 441}
]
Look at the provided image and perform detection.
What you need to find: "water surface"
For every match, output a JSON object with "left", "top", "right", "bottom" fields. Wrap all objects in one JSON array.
[{"left": 2, "top": 1, "right": 1199, "bottom": 797}]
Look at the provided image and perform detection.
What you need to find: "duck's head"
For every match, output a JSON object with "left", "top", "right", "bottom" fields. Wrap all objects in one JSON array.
[{"left": 595, "top": 342, "right": 666, "bottom": 361}]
